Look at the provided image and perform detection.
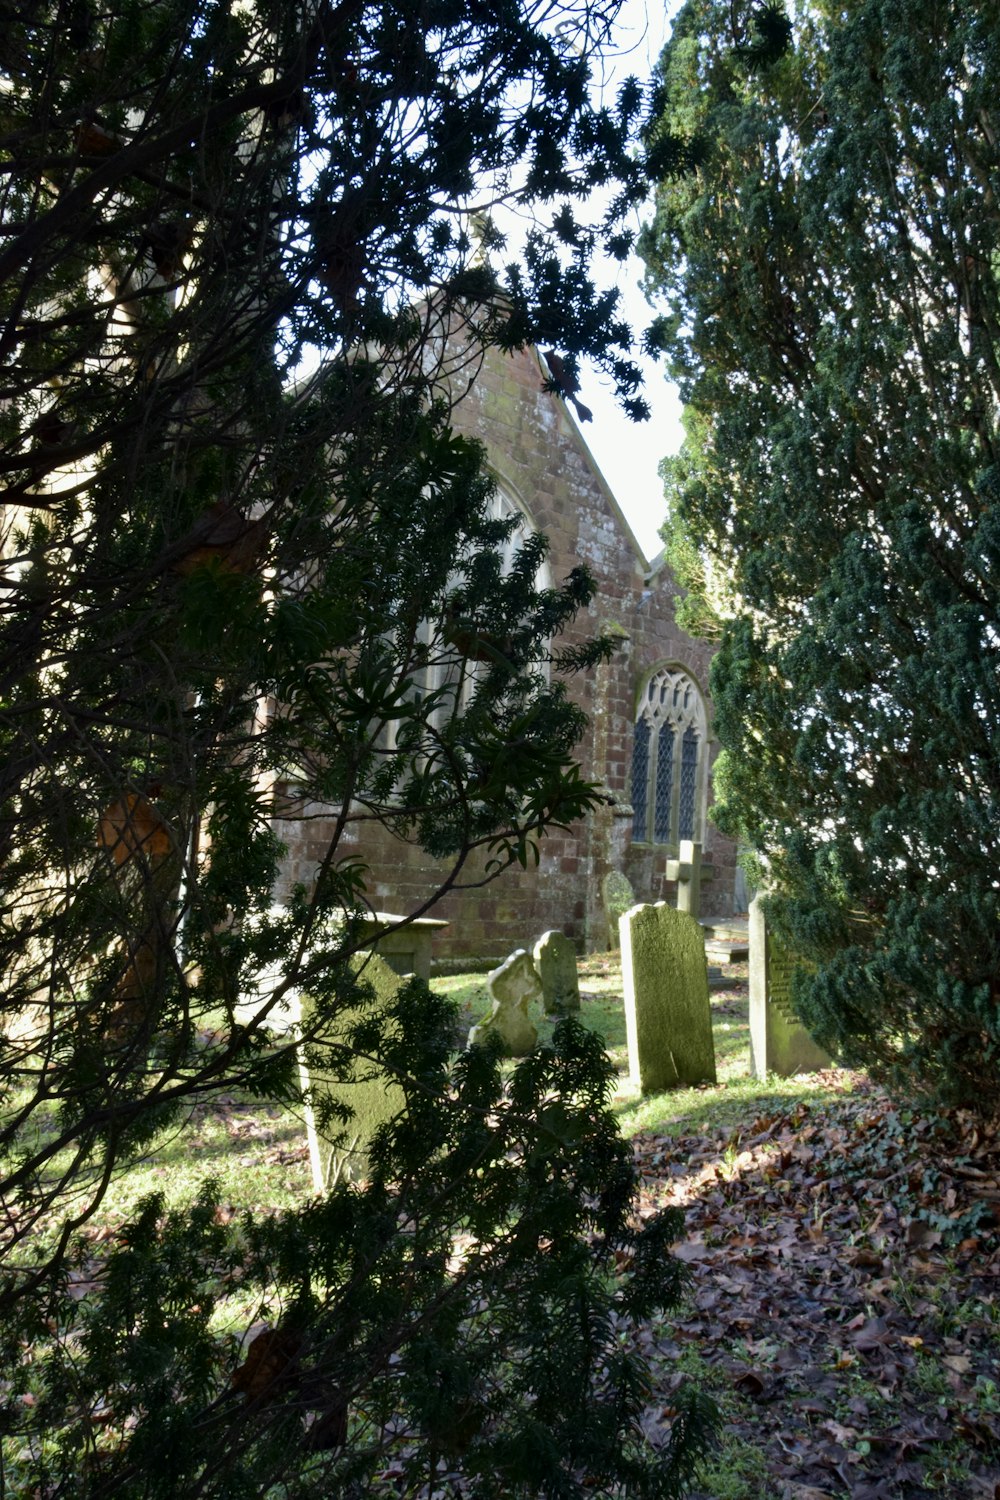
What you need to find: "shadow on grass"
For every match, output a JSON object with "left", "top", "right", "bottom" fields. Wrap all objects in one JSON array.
[
  {"left": 52, "top": 1099, "right": 316, "bottom": 1226},
  {"left": 613, "top": 1075, "right": 852, "bottom": 1141}
]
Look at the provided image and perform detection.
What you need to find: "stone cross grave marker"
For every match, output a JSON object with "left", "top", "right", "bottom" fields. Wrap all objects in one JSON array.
[
  {"left": 748, "top": 896, "right": 831, "bottom": 1078},
  {"left": 532, "top": 930, "right": 580, "bottom": 1015},
  {"left": 467, "top": 948, "right": 540, "bottom": 1056},
  {"left": 620, "top": 902, "right": 717, "bottom": 1093},
  {"left": 664, "top": 838, "right": 709, "bottom": 919},
  {"left": 601, "top": 870, "right": 636, "bottom": 950}
]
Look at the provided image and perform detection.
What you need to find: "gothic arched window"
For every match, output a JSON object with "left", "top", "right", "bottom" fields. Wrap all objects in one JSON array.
[{"left": 630, "top": 668, "right": 708, "bottom": 846}]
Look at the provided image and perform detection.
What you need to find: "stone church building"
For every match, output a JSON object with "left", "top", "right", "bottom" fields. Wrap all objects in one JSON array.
[{"left": 277, "top": 340, "right": 741, "bottom": 963}]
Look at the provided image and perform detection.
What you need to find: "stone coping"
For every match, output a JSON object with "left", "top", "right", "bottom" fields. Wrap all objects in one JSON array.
[
  {"left": 700, "top": 917, "right": 749, "bottom": 939},
  {"left": 355, "top": 911, "right": 450, "bottom": 931}
]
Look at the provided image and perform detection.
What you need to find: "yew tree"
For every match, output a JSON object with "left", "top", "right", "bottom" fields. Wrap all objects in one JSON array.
[
  {"left": 0, "top": 1, "right": 719, "bottom": 1492},
  {"left": 641, "top": 0, "right": 1000, "bottom": 1105}
]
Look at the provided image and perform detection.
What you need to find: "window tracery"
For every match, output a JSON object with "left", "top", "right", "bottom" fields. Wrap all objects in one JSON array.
[{"left": 630, "top": 668, "right": 708, "bottom": 846}]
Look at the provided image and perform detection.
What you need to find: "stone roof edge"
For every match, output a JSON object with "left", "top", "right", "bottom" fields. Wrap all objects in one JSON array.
[
  {"left": 643, "top": 547, "right": 669, "bottom": 583},
  {"left": 531, "top": 346, "right": 650, "bottom": 572}
]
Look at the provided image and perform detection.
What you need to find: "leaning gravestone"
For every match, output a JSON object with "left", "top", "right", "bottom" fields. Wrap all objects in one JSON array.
[
  {"left": 748, "top": 896, "right": 831, "bottom": 1078},
  {"left": 300, "top": 953, "right": 408, "bottom": 1192},
  {"left": 620, "top": 902, "right": 716, "bottom": 1093},
  {"left": 532, "top": 930, "right": 580, "bottom": 1015},
  {"left": 468, "top": 949, "right": 540, "bottom": 1056},
  {"left": 601, "top": 870, "right": 636, "bottom": 950}
]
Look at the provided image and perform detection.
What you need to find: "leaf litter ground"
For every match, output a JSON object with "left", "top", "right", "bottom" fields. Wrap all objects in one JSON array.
[
  {"left": 610, "top": 966, "right": 1000, "bottom": 1499},
  {"left": 435, "top": 957, "right": 1000, "bottom": 1495}
]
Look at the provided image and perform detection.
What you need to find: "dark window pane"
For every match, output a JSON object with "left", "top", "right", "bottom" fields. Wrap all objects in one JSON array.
[
  {"left": 653, "top": 725, "right": 675, "bottom": 843},
  {"left": 678, "top": 727, "right": 699, "bottom": 839},
  {"left": 631, "top": 718, "right": 650, "bottom": 839}
]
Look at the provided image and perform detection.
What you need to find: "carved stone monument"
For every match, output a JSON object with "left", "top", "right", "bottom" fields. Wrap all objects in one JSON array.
[
  {"left": 601, "top": 870, "right": 636, "bottom": 950},
  {"left": 664, "top": 838, "right": 712, "bottom": 919},
  {"left": 620, "top": 902, "right": 716, "bottom": 1093},
  {"left": 467, "top": 948, "right": 541, "bottom": 1056},
  {"left": 748, "top": 896, "right": 831, "bottom": 1078},
  {"left": 532, "top": 930, "right": 580, "bottom": 1015}
]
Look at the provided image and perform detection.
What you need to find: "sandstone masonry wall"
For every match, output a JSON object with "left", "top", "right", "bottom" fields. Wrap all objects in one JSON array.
[{"left": 273, "top": 340, "right": 739, "bottom": 960}]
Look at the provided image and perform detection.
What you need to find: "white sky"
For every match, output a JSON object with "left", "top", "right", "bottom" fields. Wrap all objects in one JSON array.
[
  {"left": 574, "top": 0, "right": 683, "bottom": 562},
  {"left": 296, "top": 2, "right": 683, "bottom": 561}
]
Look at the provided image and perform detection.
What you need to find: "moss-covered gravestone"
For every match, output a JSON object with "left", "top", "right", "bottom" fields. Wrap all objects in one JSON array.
[
  {"left": 300, "top": 953, "right": 407, "bottom": 1192},
  {"left": 532, "top": 930, "right": 580, "bottom": 1015},
  {"left": 620, "top": 902, "right": 716, "bottom": 1093},
  {"left": 467, "top": 949, "right": 540, "bottom": 1056},
  {"left": 748, "top": 896, "right": 831, "bottom": 1078},
  {"left": 601, "top": 870, "right": 636, "bottom": 950}
]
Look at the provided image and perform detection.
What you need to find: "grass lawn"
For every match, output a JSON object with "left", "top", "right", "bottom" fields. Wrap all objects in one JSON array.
[{"left": 432, "top": 952, "right": 831, "bottom": 1139}]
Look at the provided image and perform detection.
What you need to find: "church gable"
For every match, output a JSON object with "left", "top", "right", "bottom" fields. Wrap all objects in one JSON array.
[
  {"left": 448, "top": 342, "right": 648, "bottom": 602},
  {"left": 448, "top": 343, "right": 740, "bottom": 937},
  {"left": 275, "top": 339, "right": 739, "bottom": 958}
]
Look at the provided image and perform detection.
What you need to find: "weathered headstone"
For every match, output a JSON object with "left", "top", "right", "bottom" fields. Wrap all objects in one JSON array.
[
  {"left": 748, "top": 896, "right": 831, "bottom": 1078},
  {"left": 300, "top": 953, "right": 408, "bottom": 1191},
  {"left": 467, "top": 949, "right": 540, "bottom": 1056},
  {"left": 601, "top": 870, "right": 636, "bottom": 950},
  {"left": 532, "top": 930, "right": 580, "bottom": 1015},
  {"left": 664, "top": 839, "right": 710, "bottom": 919},
  {"left": 620, "top": 902, "right": 716, "bottom": 1093}
]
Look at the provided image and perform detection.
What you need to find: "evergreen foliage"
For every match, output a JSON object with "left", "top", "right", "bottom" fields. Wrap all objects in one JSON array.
[
  {"left": 640, "top": 0, "right": 1000, "bottom": 1106},
  {"left": 0, "top": 0, "right": 716, "bottom": 1490},
  {"left": 10, "top": 985, "right": 715, "bottom": 1497}
]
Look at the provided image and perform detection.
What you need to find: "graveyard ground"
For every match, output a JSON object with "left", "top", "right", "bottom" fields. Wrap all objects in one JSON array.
[
  {"left": 436, "top": 957, "right": 1000, "bottom": 1498},
  {"left": 66, "top": 956, "right": 1000, "bottom": 1498}
]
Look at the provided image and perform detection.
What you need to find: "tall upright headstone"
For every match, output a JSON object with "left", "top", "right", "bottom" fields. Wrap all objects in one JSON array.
[
  {"left": 601, "top": 870, "right": 636, "bottom": 950},
  {"left": 748, "top": 896, "right": 831, "bottom": 1078},
  {"left": 300, "top": 953, "right": 408, "bottom": 1191},
  {"left": 532, "top": 930, "right": 580, "bottom": 1015},
  {"left": 620, "top": 902, "right": 717, "bottom": 1093}
]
